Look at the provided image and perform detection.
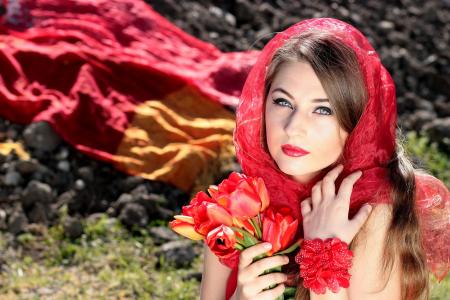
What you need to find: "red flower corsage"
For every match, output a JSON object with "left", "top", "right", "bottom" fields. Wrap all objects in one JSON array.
[{"left": 295, "top": 238, "right": 353, "bottom": 294}]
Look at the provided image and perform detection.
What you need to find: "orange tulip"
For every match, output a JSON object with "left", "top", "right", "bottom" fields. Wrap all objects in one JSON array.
[{"left": 169, "top": 217, "right": 204, "bottom": 241}]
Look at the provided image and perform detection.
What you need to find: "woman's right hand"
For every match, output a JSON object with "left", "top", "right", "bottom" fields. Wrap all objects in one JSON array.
[{"left": 232, "top": 242, "right": 290, "bottom": 300}]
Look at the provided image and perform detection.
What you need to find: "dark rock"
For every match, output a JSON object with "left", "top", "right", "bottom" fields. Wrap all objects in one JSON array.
[
  {"left": 21, "top": 180, "right": 54, "bottom": 208},
  {"left": 54, "top": 190, "right": 76, "bottom": 210},
  {"left": 407, "top": 110, "right": 437, "bottom": 132},
  {"left": 111, "top": 193, "right": 134, "bottom": 216},
  {"left": 14, "top": 159, "right": 40, "bottom": 175},
  {"left": 433, "top": 95, "right": 450, "bottom": 117},
  {"left": 7, "top": 206, "right": 28, "bottom": 235},
  {"left": 23, "top": 121, "right": 62, "bottom": 152},
  {"left": 154, "top": 240, "right": 196, "bottom": 269},
  {"left": 423, "top": 117, "right": 450, "bottom": 152},
  {"left": 155, "top": 206, "right": 175, "bottom": 221},
  {"left": 74, "top": 179, "right": 86, "bottom": 190},
  {"left": 118, "top": 202, "right": 149, "bottom": 228},
  {"left": 57, "top": 160, "right": 71, "bottom": 172},
  {"left": 67, "top": 190, "right": 90, "bottom": 215},
  {"left": 27, "top": 202, "right": 49, "bottom": 225},
  {"left": 77, "top": 166, "right": 94, "bottom": 182},
  {"left": 63, "top": 216, "right": 84, "bottom": 240},
  {"left": 148, "top": 226, "right": 179, "bottom": 245},
  {"left": 3, "top": 170, "right": 23, "bottom": 186},
  {"left": 116, "top": 176, "right": 145, "bottom": 193},
  {"left": 0, "top": 209, "right": 7, "bottom": 230},
  {"left": 182, "top": 271, "right": 203, "bottom": 282}
]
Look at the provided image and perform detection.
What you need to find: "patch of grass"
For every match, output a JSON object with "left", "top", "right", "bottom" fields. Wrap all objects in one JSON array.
[
  {"left": 405, "top": 131, "right": 450, "bottom": 186},
  {"left": 0, "top": 214, "right": 201, "bottom": 299}
]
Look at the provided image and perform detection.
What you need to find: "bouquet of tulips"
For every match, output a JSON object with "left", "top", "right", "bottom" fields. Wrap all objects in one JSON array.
[{"left": 169, "top": 172, "right": 301, "bottom": 299}]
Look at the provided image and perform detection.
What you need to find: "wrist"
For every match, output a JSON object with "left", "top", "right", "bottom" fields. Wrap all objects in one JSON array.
[{"left": 304, "top": 233, "right": 350, "bottom": 245}]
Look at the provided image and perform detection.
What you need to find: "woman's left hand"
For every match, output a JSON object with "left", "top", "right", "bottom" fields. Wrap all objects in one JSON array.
[{"left": 300, "top": 164, "right": 373, "bottom": 244}]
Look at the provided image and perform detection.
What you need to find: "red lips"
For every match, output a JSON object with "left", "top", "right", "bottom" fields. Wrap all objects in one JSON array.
[{"left": 281, "top": 144, "right": 310, "bottom": 157}]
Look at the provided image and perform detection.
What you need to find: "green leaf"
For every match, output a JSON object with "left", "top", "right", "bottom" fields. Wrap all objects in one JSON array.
[
  {"left": 243, "top": 232, "right": 257, "bottom": 247},
  {"left": 235, "top": 243, "right": 244, "bottom": 250},
  {"left": 284, "top": 287, "right": 297, "bottom": 297},
  {"left": 248, "top": 217, "right": 262, "bottom": 240},
  {"left": 231, "top": 226, "right": 259, "bottom": 247}
]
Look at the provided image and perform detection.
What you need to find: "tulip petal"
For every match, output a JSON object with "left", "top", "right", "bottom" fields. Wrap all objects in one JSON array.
[
  {"left": 206, "top": 203, "right": 233, "bottom": 226},
  {"left": 169, "top": 220, "right": 204, "bottom": 240},
  {"left": 173, "top": 215, "right": 195, "bottom": 224}
]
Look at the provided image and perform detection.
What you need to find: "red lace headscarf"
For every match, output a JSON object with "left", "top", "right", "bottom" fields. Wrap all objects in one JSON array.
[{"left": 225, "top": 18, "right": 449, "bottom": 299}]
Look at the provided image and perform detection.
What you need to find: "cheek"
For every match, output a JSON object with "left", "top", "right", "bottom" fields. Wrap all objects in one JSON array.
[
  {"left": 264, "top": 114, "right": 282, "bottom": 149},
  {"left": 312, "top": 123, "right": 347, "bottom": 152}
]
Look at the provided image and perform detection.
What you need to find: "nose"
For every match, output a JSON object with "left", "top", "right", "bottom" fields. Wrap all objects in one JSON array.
[{"left": 284, "top": 109, "right": 308, "bottom": 137}]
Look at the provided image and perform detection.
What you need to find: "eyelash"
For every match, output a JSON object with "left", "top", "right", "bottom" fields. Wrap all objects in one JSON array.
[{"left": 272, "top": 98, "right": 333, "bottom": 115}]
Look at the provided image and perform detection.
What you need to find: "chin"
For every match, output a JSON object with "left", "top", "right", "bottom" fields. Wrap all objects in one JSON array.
[{"left": 274, "top": 158, "right": 314, "bottom": 177}]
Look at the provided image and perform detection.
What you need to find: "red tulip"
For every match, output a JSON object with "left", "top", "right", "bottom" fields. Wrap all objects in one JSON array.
[
  {"left": 178, "top": 191, "right": 233, "bottom": 236},
  {"left": 206, "top": 224, "right": 240, "bottom": 260},
  {"left": 181, "top": 190, "right": 214, "bottom": 217},
  {"left": 216, "top": 172, "right": 270, "bottom": 219},
  {"left": 262, "top": 206, "right": 299, "bottom": 256}
]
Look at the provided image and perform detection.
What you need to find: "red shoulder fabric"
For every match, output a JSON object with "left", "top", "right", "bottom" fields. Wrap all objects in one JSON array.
[{"left": 228, "top": 17, "right": 449, "bottom": 297}]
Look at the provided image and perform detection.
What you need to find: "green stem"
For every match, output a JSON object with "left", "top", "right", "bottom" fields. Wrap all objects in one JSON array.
[
  {"left": 249, "top": 216, "right": 262, "bottom": 240},
  {"left": 276, "top": 239, "right": 301, "bottom": 255}
]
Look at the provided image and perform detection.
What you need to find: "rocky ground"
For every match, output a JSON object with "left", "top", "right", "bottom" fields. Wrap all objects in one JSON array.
[{"left": 0, "top": 2, "right": 449, "bottom": 296}]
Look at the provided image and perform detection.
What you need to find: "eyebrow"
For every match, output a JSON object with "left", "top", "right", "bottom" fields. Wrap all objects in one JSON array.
[{"left": 272, "top": 87, "right": 329, "bottom": 103}]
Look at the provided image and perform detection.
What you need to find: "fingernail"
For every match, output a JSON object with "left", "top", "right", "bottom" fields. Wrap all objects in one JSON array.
[{"left": 264, "top": 243, "right": 272, "bottom": 249}]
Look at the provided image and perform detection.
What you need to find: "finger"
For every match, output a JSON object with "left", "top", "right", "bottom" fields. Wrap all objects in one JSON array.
[
  {"left": 311, "top": 180, "right": 322, "bottom": 209},
  {"left": 239, "top": 242, "right": 273, "bottom": 270},
  {"left": 322, "top": 164, "right": 344, "bottom": 200},
  {"left": 258, "top": 283, "right": 285, "bottom": 300},
  {"left": 336, "top": 171, "right": 363, "bottom": 204},
  {"left": 349, "top": 204, "right": 373, "bottom": 234},
  {"left": 243, "top": 272, "right": 287, "bottom": 296},
  {"left": 300, "top": 198, "right": 312, "bottom": 216},
  {"left": 244, "top": 255, "right": 289, "bottom": 279}
]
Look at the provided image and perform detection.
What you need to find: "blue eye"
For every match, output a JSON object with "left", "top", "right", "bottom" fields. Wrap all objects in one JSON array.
[
  {"left": 272, "top": 98, "right": 293, "bottom": 109},
  {"left": 272, "top": 98, "right": 333, "bottom": 115},
  {"left": 314, "top": 107, "right": 333, "bottom": 115}
]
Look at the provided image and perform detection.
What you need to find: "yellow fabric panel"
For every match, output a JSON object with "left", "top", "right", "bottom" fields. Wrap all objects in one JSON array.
[
  {"left": 0, "top": 141, "right": 31, "bottom": 160},
  {"left": 114, "top": 86, "right": 236, "bottom": 193}
]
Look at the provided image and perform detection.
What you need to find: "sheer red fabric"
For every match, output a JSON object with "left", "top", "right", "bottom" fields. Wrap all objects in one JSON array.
[{"left": 224, "top": 18, "right": 449, "bottom": 299}]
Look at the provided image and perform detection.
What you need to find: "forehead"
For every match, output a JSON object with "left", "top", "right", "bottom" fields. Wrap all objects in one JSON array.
[{"left": 270, "top": 61, "right": 326, "bottom": 96}]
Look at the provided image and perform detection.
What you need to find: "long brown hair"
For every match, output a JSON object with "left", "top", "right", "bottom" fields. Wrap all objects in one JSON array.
[{"left": 263, "top": 31, "right": 429, "bottom": 300}]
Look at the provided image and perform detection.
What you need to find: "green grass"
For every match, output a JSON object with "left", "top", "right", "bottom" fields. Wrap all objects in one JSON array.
[
  {"left": 0, "top": 212, "right": 202, "bottom": 299},
  {"left": 404, "top": 131, "right": 449, "bottom": 187}
]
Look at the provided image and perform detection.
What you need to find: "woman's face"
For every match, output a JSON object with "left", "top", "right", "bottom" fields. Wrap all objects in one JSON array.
[{"left": 264, "top": 61, "right": 349, "bottom": 184}]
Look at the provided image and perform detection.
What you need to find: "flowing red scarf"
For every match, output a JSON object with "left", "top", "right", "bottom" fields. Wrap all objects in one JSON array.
[{"left": 225, "top": 18, "right": 449, "bottom": 299}]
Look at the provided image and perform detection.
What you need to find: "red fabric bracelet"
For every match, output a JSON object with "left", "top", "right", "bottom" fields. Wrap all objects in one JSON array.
[{"left": 294, "top": 237, "right": 353, "bottom": 294}]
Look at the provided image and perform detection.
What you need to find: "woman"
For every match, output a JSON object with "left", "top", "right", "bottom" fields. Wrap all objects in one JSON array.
[{"left": 200, "top": 18, "right": 449, "bottom": 300}]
